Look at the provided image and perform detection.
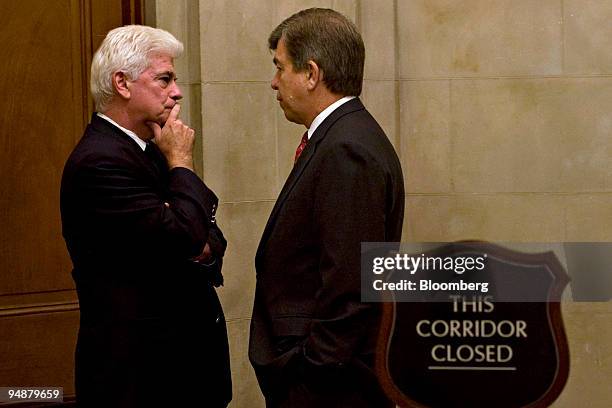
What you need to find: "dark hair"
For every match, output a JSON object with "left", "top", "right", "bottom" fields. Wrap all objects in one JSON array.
[{"left": 268, "top": 8, "right": 365, "bottom": 96}]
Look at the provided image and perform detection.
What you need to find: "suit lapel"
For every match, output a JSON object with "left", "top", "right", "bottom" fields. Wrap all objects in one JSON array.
[
  {"left": 256, "top": 98, "right": 366, "bottom": 260},
  {"left": 144, "top": 142, "right": 168, "bottom": 178},
  {"left": 90, "top": 114, "right": 161, "bottom": 179}
]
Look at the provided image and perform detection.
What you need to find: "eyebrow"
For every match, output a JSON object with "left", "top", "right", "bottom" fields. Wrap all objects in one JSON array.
[{"left": 154, "top": 71, "right": 176, "bottom": 79}]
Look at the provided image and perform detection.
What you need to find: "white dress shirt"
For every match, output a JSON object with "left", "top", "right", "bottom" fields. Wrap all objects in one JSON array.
[
  {"left": 307, "top": 96, "right": 356, "bottom": 140},
  {"left": 97, "top": 112, "right": 147, "bottom": 151}
]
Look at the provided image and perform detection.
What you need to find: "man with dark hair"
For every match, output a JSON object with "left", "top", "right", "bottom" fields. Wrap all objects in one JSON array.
[
  {"left": 249, "top": 8, "right": 404, "bottom": 408},
  {"left": 61, "top": 25, "right": 231, "bottom": 407}
]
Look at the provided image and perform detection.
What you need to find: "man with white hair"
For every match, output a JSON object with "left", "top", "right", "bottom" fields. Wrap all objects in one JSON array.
[{"left": 61, "top": 25, "right": 231, "bottom": 407}]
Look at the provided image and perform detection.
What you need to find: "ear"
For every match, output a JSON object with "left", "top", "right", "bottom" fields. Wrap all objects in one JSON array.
[
  {"left": 305, "top": 60, "right": 321, "bottom": 91},
  {"left": 112, "top": 71, "right": 131, "bottom": 100}
]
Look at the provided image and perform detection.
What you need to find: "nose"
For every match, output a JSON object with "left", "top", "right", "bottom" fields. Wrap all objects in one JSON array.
[
  {"left": 170, "top": 81, "right": 183, "bottom": 101},
  {"left": 271, "top": 74, "right": 279, "bottom": 91}
]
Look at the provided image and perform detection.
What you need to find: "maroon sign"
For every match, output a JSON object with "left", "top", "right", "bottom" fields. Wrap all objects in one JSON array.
[{"left": 376, "top": 242, "right": 570, "bottom": 408}]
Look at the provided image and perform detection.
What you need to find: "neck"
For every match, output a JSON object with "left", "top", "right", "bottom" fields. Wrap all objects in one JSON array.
[
  {"left": 101, "top": 105, "right": 152, "bottom": 141},
  {"left": 303, "top": 92, "right": 346, "bottom": 128}
]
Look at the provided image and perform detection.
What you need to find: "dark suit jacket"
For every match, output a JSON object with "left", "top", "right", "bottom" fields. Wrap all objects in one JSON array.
[
  {"left": 60, "top": 114, "right": 231, "bottom": 407},
  {"left": 249, "top": 98, "right": 404, "bottom": 406}
]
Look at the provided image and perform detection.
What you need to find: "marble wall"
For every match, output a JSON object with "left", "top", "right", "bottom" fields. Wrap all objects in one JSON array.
[{"left": 157, "top": 1, "right": 612, "bottom": 406}]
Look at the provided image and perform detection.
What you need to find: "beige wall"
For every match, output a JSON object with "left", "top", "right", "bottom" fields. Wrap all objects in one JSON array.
[{"left": 157, "top": 1, "right": 612, "bottom": 407}]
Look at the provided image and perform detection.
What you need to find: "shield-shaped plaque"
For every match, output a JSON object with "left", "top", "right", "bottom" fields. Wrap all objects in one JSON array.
[{"left": 375, "top": 242, "right": 570, "bottom": 408}]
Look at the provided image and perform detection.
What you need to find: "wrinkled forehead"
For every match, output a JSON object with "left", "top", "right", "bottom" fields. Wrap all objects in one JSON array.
[{"left": 144, "top": 52, "right": 176, "bottom": 72}]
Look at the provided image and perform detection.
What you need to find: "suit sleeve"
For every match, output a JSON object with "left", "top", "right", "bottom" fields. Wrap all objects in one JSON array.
[
  {"left": 75, "top": 157, "right": 215, "bottom": 259},
  {"left": 303, "top": 141, "right": 387, "bottom": 366}
]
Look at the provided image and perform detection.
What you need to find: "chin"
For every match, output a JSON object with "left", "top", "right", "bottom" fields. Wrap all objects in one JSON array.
[
  {"left": 158, "top": 114, "right": 169, "bottom": 127},
  {"left": 283, "top": 111, "right": 301, "bottom": 125}
]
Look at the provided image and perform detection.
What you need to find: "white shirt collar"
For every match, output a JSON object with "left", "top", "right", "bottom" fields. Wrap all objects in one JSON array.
[
  {"left": 307, "top": 96, "right": 356, "bottom": 140},
  {"left": 96, "top": 112, "right": 148, "bottom": 151}
]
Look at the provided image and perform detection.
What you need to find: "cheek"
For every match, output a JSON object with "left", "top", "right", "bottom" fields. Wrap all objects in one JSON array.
[
  {"left": 281, "top": 79, "right": 298, "bottom": 95},
  {"left": 279, "top": 74, "right": 295, "bottom": 89}
]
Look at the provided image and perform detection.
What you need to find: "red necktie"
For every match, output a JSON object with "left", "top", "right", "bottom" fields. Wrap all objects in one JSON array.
[{"left": 294, "top": 131, "right": 308, "bottom": 163}]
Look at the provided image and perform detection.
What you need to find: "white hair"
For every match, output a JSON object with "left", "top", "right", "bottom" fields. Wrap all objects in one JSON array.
[{"left": 90, "top": 25, "right": 183, "bottom": 111}]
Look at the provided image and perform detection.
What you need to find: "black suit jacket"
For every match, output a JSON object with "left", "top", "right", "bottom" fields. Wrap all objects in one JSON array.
[
  {"left": 60, "top": 114, "right": 231, "bottom": 407},
  {"left": 249, "top": 98, "right": 404, "bottom": 405}
]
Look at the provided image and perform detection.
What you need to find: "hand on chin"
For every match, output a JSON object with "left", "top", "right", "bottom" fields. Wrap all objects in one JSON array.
[{"left": 156, "top": 112, "right": 170, "bottom": 128}]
